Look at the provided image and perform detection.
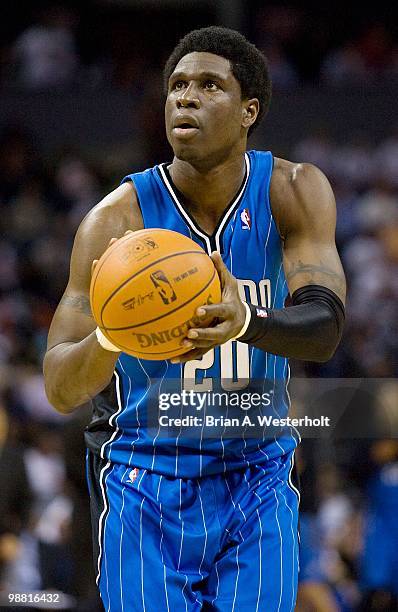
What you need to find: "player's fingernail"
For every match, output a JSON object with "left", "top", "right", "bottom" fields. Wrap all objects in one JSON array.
[
  {"left": 188, "top": 330, "right": 198, "bottom": 339},
  {"left": 197, "top": 308, "right": 206, "bottom": 317},
  {"left": 183, "top": 340, "right": 193, "bottom": 348}
]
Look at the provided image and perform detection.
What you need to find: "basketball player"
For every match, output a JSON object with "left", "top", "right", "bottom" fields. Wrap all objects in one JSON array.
[{"left": 44, "top": 27, "right": 346, "bottom": 611}]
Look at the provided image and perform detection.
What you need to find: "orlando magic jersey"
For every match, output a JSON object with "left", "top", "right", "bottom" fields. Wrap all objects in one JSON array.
[{"left": 85, "top": 150, "right": 299, "bottom": 477}]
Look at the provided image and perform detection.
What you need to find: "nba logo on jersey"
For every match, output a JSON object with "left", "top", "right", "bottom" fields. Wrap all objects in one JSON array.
[
  {"left": 127, "top": 468, "right": 139, "bottom": 484},
  {"left": 240, "top": 208, "right": 251, "bottom": 230}
]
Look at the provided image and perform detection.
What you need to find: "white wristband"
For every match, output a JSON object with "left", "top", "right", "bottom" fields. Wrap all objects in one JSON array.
[
  {"left": 232, "top": 302, "right": 252, "bottom": 340},
  {"left": 95, "top": 327, "right": 120, "bottom": 352}
]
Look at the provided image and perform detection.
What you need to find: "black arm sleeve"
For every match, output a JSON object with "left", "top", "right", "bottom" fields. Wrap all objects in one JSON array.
[{"left": 239, "top": 284, "right": 345, "bottom": 362}]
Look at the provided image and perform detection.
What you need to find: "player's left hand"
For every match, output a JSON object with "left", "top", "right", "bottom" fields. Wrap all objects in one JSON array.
[{"left": 170, "top": 252, "right": 246, "bottom": 363}]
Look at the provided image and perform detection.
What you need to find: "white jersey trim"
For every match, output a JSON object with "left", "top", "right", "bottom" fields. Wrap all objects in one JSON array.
[{"left": 158, "top": 153, "right": 251, "bottom": 255}]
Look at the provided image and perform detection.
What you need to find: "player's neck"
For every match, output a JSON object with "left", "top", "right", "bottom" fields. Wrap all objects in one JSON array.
[{"left": 169, "top": 152, "right": 246, "bottom": 220}]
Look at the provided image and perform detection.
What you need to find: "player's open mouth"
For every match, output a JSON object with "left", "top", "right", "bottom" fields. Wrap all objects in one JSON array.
[
  {"left": 173, "top": 125, "right": 199, "bottom": 138},
  {"left": 172, "top": 115, "right": 200, "bottom": 138}
]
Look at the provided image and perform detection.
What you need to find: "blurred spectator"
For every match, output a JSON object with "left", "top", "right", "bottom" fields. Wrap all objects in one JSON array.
[
  {"left": 54, "top": 155, "right": 101, "bottom": 230},
  {"left": 261, "top": 42, "right": 299, "bottom": 90},
  {"left": 296, "top": 514, "right": 339, "bottom": 611},
  {"left": 23, "top": 425, "right": 66, "bottom": 512},
  {"left": 0, "top": 404, "right": 33, "bottom": 590},
  {"left": 0, "top": 127, "right": 38, "bottom": 204},
  {"left": 359, "top": 441, "right": 398, "bottom": 610},
  {"left": 374, "top": 128, "right": 398, "bottom": 189},
  {"left": 292, "top": 128, "right": 336, "bottom": 177},
  {"left": 321, "top": 24, "right": 398, "bottom": 86},
  {"left": 11, "top": 5, "right": 79, "bottom": 89},
  {"left": 322, "top": 42, "right": 370, "bottom": 86},
  {"left": 0, "top": 404, "right": 32, "bottom": 537},
  {"left": 332, "top": 133, "right": 374, "bottom": 190},
  {"left": 316, "top": 464, "right": 354, "bottom": 546}
]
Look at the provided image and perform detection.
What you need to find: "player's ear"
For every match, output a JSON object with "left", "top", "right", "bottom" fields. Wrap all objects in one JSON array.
[{"left": 242, "top": 99, "right": 259, "bottom": 130}]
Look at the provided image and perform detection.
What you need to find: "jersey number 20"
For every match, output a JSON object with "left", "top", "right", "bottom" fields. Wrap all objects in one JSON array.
[{"left": 183, "top": 279, "right": 271, "bottom": 391}]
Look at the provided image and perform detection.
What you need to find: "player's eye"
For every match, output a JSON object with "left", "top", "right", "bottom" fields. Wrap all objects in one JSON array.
[
  {"left": 203, "top": 80, "right": 218, "bottom": 91},
  {"left": 173, "top": 80, "right": 185, "bottom": 91}
]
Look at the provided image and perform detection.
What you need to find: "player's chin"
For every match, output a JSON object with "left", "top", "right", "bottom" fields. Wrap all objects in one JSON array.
[{"left": 172, "top": 144, "right": 203, "bottom": 163}]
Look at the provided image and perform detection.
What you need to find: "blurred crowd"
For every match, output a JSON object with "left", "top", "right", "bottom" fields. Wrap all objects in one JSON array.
[
  {"left": 0, "top": 4, "right": 397, "bottom": 92},
  {"left": 0, "top": 2, "right": 398, "bottom": 611}
]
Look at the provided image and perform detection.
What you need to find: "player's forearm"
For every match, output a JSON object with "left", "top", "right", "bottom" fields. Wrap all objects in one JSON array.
[
  {"left": 239, "top": 285, "right": 345, "bottom": 362},
  {"left": 43, "top": 332, "right": 120, "bottom": 414}
]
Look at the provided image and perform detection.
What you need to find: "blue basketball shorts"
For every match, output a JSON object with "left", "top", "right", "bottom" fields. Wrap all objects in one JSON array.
[{"left": 86, "top": 449, "right": 300, "bottom": 611}]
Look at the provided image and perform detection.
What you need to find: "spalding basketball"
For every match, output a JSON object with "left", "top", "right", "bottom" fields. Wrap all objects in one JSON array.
[{"left": 90, "top": 229, "right": 221, "bottom": 360}]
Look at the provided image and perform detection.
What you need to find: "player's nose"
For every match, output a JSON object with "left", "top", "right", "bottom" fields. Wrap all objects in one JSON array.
[{"left": 176, "top": 84, "right": 200, "bottom": 109}]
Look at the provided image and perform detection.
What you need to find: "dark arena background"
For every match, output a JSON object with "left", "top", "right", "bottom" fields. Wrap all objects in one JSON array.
[{"left": 0, "top": 1, "right": 397, "bottom": 610}]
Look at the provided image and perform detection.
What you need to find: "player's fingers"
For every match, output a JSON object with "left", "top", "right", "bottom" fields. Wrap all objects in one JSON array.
[
  {"left": 108, "top": 237, "right": 119, "bottom": 248},
  {"left": 106, "top": 232, "right": 131, "bottom": 250},
  {"left": 211, "top": 251, "right": 233, "bottom": 289},
  {"left": 187, "top": 321, "right": 229, "bottom": 342},
  {"left": 170, "top": 347, "right": 211, "bottom": 364},
  {"left": 196, "top": 303, "right": 231, "bottom": 320},
  {"left": 185, "top": 339, "right": 217, "bottom": 349}
]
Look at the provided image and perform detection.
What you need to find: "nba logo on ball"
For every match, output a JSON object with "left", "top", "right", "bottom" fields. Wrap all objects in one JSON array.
[
  {"left": 150, "top": 270, "right": 177, "bottom": 305},
  {"left": 240, "top": 208, "right": 251, "bottom": 230}
]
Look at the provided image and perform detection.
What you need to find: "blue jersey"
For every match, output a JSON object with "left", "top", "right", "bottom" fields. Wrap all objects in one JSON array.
[{"left": 85, "top": 150, "right": 299, "bottom": 477}]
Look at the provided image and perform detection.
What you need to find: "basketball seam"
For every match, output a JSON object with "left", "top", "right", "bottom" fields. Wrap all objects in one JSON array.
[
  {"left": 107, "top": 344, "right": 186, "bottom": 358},
  {"left": 101, "top": 267, "right": 217, "bottom": 331},
  {"left": 99, "top": 251, "right": 211, "bottom": 328},
  {"left": 90, "top": 229, "right": 193, "bottom": 308}
]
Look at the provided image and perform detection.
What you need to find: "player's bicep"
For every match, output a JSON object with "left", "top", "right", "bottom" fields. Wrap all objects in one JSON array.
[
  {"left": 46, "top": 182, "right": 139, "bottom": 353},
  {"left": 283, "top": 239, "right": 346, "bottom": 301},
  {"left": 46, "top": 214, "right": 103, "bottom": 351},
  {"left": 281, "top": 164, "right": 346, "bottom": 302}
]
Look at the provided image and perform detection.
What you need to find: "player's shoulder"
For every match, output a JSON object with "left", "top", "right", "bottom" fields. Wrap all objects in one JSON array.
[
  {"left": 70, "top": 181, "right": 144, "bottom": 271},
  {"left": 86, "top": 181, "right": 140, "bottom": 226},
  {"left": 270, "top": 157, "right": 335, "bottom": 237},
  {"left": 79, "top": 181, "right": 143, "bottom": 239},
  {"left": 271, "top": 157, "right": 328, "bottom": 196}
]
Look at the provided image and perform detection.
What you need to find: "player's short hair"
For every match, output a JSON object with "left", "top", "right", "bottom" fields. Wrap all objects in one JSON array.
[{"left": 164, "top": 26, "right": 272, "bottom": 135}]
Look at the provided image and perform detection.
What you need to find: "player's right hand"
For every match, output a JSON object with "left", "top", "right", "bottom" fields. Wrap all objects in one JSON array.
[
  {"left": 171, "top": 252, "right": 247, "bottom": 363},
  {"left": 91, "top": 230, "right": 134, "bottom": 277},
  {"left": 91, "top": 230, "right": 134, "bottom": 354}
]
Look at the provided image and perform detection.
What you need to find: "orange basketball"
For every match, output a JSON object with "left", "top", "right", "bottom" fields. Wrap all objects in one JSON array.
[{"left": 90, "top": 229, "right": 221, "bottom": 360}]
